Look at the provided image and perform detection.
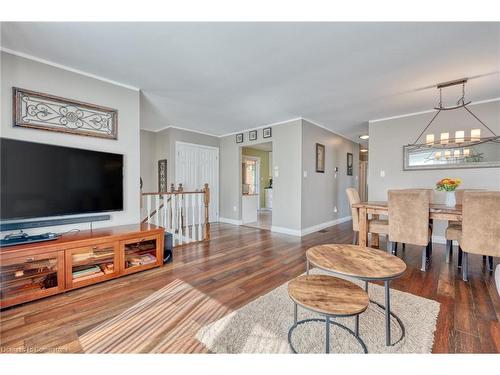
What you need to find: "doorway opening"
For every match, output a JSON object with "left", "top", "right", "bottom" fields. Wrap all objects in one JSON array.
[{"left": 240, "top": 141, "right": 273, "bottom": 230}]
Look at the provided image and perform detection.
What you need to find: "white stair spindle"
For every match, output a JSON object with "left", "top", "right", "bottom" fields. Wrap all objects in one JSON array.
[
  {"left": 155, "top": 195, "right": 160, "bottom": 226},
  {"left": 191, "top": 194, "right": 196, "bottom": 242},
  {"left": 185, "top": 193, "right": 190, "bottom": 243},
  {"left": 178, "top": 194, "right": 183, "bottom": 245},
  {"left": 146, "top": 195, "right": 152, "bottom": 224},
  {"left": 198, "top": 192, "right": 203, "bottom": 241},
  {"left": 163, "top": 194, "right": 168, "bottom": 229},
  {"left": 172, "top": 194, "right": 177, "bottom": 245},
  {"left": 168, "top": 195, "right": 172, "bottom": 234}
]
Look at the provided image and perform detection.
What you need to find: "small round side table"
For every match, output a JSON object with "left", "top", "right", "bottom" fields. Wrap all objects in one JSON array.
[
  {"left": 306, "top": 244, "right": 407, "bottom": 346},
  {"left": 287, "top": 274, "right": 369, "bottom": 353}
]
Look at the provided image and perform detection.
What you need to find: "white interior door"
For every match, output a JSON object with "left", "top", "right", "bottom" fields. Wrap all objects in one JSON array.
[{"left": 175, "top": 142, "right": 219, "bottom": 222}]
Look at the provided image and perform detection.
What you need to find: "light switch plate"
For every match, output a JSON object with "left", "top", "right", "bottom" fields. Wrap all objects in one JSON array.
[
  {"left": 303, "top": 171, "right": 307, "bottom": 178},
  {"left": 380, "top": 170, "right": 386, "bottom": 177}
]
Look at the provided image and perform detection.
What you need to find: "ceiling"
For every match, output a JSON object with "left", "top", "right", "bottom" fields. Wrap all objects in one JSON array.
[{"left": 1, "top": 22, "right": 499, "bottom": 145}]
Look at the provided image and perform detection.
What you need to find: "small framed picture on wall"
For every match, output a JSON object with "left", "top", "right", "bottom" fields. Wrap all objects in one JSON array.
[
  {"left": 316, "top": 143, "right": 325, "bottom": 173},
  {"left": 236, "top": 133, "right": 244, "bottom": 143},
  {"left": 249, "top": 130, "right": 257, "bottom": 141},
  {"left": 347, "top": 152, "right": 353, "bottom": 176},
  {"left": 158, "top": 159, "right": 168, "bottom": 193},
  {"left": 263, "top": 127, "right": 272, "bottom": 138}
]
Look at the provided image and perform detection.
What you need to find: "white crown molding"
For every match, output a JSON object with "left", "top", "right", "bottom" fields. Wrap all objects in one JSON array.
[
  {"left": 219, "top": 117, "right": 303, "bottom": 138},
  {"left": 369, "top": 97, "right": 500, "bottom": 124},
  {"left": 147, "top": 117, "right": 304, "bottom": 139},
  {"left": 150, "top": 125, "right": 220, "bottom": 138},
  {"left": 300, "top": 117, "right": 359, "bottom": 144},
  {"left": 219, "top": 117, "right": 360, "bottom": 145},
  {"left": 1, "top": 47, "right": 140, "bottom": 91}
]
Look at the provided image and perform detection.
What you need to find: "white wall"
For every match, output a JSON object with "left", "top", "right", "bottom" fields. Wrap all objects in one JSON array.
[
  {"left": 301, "top": 120, "right": 359, "bottom": 231},
  {"left": 1, "top": 51, "right": 141, "bottom": 234},
  {"left": 140, "top": 130, "right": 156, "bottom": 193},
  {"left": 139, "top": 127, "right": 220, "bottom": 192},
  {"left": 271, "top": 120, "right": 303, "bottom": 232},
  {"left": 219, "top": 119, "right": 303, "bottom": 231},
  {"left": 219, "top": 118, "right": 359, "bottom": 235},
  {"left": 368, "top": 99, "right": 500, "bottom": 239}
]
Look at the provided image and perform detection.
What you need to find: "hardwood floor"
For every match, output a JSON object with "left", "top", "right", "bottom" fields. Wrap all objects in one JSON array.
[{"left": 1, "top": 221, "right": 498, "bottom": 353}]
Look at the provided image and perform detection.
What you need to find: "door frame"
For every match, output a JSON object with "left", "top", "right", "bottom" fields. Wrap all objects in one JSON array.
[
  {"left": 241, "top": 155, "right": 261, "bottom": 208},
  {"left": 175, "top": 141, "right": 219, "bottom": 222}
]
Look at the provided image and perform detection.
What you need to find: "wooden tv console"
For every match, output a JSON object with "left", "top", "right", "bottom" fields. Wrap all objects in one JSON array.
[{"left": 0, "top": 223, "right": 165, "bottom": 309}]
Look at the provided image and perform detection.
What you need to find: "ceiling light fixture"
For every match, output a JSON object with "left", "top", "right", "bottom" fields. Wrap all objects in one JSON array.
[
  {"left": 360, "top": 149, "right": 368, "bottom": 153},
  {"left": 359, "top": 135, "right": 369, "bottom": 140},
  {"left": 408, "top": 78, "right": 499, "bottom": 152}
]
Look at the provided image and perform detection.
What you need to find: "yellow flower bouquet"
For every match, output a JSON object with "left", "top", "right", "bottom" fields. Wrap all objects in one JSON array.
[{"left": 435, "top": 178, "right": 462, "bottom": 192}]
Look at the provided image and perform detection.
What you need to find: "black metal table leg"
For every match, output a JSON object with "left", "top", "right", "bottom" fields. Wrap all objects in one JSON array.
[
  {"left": 385, "top": 280, "right": 391, "bottom": 346},
  {"left": 288, "top": 317, "right": 368, "bottom": 354}
]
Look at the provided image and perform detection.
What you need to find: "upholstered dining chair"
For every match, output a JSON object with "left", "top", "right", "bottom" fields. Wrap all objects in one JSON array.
[
  {"left": 495, "top": 265, "right": 500, "bottom": 296},
  {"left": 392, "top": 188, "right": 435, "bottom": 254},
  {"left": 387, "top": 190, "right": 432, "bottom": 271},
  {"left": 460, "top": 191, "right": 500, "bottom": 281},
  {"left": 444, "top": 189, "right": 487, "bottom": 266},
  {"left": 346, "top": 187, "right": 388, "bottom": 245}
]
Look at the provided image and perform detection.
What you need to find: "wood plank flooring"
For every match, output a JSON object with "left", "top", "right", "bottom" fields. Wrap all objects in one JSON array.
[{"left": 0, "top": 221, "right": 498, "bottom": 353}]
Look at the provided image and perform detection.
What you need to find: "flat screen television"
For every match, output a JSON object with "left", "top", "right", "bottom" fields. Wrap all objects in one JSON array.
[{"left": 1, "top": 138, "right": 123, "bottom": 221}]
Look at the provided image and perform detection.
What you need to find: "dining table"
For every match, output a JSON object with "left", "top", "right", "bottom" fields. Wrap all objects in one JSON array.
[{"left": 352, "top": 201, "right": 462, "bottom": 247}]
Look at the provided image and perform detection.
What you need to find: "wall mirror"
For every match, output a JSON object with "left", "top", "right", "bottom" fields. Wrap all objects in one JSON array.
[{"left": 403, "top": 138, "right": 500, "bottom": 170}]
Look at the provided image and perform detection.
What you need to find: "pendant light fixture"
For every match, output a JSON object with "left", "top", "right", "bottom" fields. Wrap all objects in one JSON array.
[{"left": 407, "top": 78, "right": 499, "bottom": 160}]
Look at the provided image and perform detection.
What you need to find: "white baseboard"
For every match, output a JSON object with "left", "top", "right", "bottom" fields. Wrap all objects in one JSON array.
[
  {"left": 218, "top": 217, "right": 243, "bottom": 226},
  {"left": 271, "top": 216, "right": 352, "bottom": 237},
  {"left": 300, "top": 216, "right": 352, "bottom": 236},
  {"left": 432, "top": 235, "right": 446, "bottom": 244},
  {"left": 270, "top": 226, "right": 302, "bottom": 236},
  {"left": 432, "top": 235, "right": 459, "bottom": 245}
]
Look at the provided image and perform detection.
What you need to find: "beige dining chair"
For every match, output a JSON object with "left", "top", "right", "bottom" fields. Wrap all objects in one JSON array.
[
  {"left": 460, "top": 192, "right": 500, "bottom": 281},
  {"left": 392, "top": 188, "right": 434, "bottom": 254},
  {"left": 346, "top": 188, "right": 388, "bottom": 245},
  {"left": 387, "top": 190, "right": 432, "bottom": 271},
  {"left": 445, "top": 189, "right": 486, "bottom": 266}
]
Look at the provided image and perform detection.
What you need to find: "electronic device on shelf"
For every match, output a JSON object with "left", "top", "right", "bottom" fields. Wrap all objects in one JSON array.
[
  {"left": 163, "top": 232, "right": 173, "bottom": 264},
  {"left": 0, "top": 231, "right": 61, "bottom": 247}
]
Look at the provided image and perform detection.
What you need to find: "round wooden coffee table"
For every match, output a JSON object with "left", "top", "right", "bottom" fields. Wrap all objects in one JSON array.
[
  {"left": 306, "top": 244, "right": 407, "bottom": 346},
  {"left": 288, "top": 274, "right": 369, "bottom": 353}
]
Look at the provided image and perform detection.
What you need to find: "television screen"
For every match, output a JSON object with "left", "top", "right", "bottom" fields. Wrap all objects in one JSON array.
[{"left": 1, "top": 138, "right": 123, "bottom": 221}]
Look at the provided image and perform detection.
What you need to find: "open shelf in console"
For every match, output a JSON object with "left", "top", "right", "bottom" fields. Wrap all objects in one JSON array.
[
  {"left": 122, "top": 235, "right": 160, "bottom": 273},
  {"left": 0, "top": 251, "right": 65, "bottom": 303}
]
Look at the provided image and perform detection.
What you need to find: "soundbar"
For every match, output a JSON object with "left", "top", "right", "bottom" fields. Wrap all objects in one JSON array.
[{"left": 0, "top": 215, "right": 111, "bottom": 232}]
